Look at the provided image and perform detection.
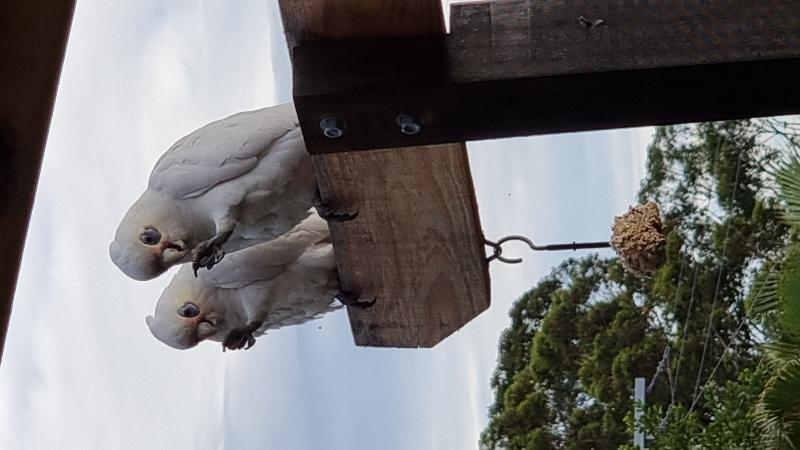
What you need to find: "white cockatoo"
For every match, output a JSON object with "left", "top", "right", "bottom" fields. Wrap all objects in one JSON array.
[
  {"left": 110, "top": 103, "right": 355, "bottom": 281},
  {"left": 146, "top": 213, "right": 374, "bottom": 351}
]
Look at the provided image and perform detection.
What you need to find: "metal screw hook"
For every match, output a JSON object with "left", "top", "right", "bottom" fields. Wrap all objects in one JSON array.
[
  {"left": 485, "top": 236, "right": 536, "bottom": 264},
  {"left": 485, "top": 235, "right": 612, "bottom": 264}
]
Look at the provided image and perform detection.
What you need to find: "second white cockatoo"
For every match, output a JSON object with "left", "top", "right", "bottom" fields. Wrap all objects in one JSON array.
[
  {"left": 146, "top": 213, "right": 374, "bottom": 351},
  {"left": 110, "top": 103, "right": 355, "bottom": 281}
]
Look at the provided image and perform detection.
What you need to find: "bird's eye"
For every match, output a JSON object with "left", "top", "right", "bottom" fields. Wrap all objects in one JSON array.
[
  {"left": 177, "top": 302, "right": 200, "bottom": 318},
  {"left": 139, "top": 227, "right": 161, "bottom": 246}
]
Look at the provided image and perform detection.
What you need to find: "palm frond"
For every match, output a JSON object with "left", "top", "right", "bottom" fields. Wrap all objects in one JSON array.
[
  {"left": 780, "top": 248, "right": 800, "bottom": 336},
  {"left": 764, "top": 340, "right": 800, "bottom": 362},
  {"left": 755, "top": 359, "right": 800, "bottom": 449},
  {"left": 775, "top": 151, "right": 800, "bottom": 229},
  {"left": 750, "top": 271, "right": 782, "bottom": 317}
]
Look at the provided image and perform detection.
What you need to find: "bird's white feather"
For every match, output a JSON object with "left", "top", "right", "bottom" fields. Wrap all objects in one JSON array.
[
  {"left": 149, "top": 103, "right": 299, "bottom": 199},
  {"left": 199, "top": 213, "right": 331, "bottom": 289},
  {"left": 110, "top": 103, "right": 318, "bottom": 280},
  {"left": 147, "top": 213, "right": 341, "bottom": 350}
]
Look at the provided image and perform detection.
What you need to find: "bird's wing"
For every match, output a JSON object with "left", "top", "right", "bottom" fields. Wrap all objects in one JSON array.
[
  {"left": 257, "top": 301, "right": 342, "bottom": 334},
  {"left": 253, "top": 274, "right": 342, "bottom": 334},
  {"left": 148, "top": 103, "right": 299, "bottom": 199},
  {"left": 200, "top": 214, "right": 331, "bottom": 289}
]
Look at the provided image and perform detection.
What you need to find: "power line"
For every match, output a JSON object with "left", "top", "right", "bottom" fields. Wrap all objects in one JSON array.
[
  {"left": 687, "top": 264, "right": 774, "bottom": 414},
  {"left": 671, "top": 265, "right": 700, "bottom": 406},
  {"left": 649, "top": 346, "right": 671, "bottom": 394},
  {"left": 664, "top": 256, "right": 686, "bottom": 403},
  {"left": 688, "top": 146, "right": 745, "bottom": 415},
  {"left": 648, "top": 255, "right": 687, "bottom": 401}
]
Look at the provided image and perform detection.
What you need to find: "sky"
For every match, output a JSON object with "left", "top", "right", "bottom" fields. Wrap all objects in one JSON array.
[{"left": 0, "top": 1, "right": 650, "bottom": 449}]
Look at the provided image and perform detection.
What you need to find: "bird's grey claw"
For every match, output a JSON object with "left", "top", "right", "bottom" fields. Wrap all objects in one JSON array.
[
  {"left": 315, "top": 203, "right": 359, "bottom": 222},
  {"left": 314, "top": 187, "right": 359, "bottom": 222},
  {"left": 191, "top": 241, "right": 225, "bottom": 276},
  {"left": 222, "top": 327, "right": 256, "bottom": 352},
  {"left": 336, "top": 292, "right": 377, "bottom": 309}
]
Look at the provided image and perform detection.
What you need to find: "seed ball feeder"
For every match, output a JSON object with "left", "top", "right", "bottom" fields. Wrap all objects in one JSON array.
[
  {"left": 485, "top": 202, "right": 667, "bottom": 278},
  {"left": 610, "top": 203, "right": 667, "bottom": 277}
]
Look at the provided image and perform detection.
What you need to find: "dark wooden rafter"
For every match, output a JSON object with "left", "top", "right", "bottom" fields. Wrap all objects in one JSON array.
[
  {"left": 278, "top": 0, "right": 490, "bottom": 348},
  {"left": 0, "top": 0, "right": 76, "bottom": 362},
  {"left": 291, "top": 0, "right": 800, "bottom": 153}
]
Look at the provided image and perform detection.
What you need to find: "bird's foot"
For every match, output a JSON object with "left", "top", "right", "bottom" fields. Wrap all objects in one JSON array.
[
  {"left": 314, "top": 187, "right": 358, "bottom": 222},
  {"left": 191, "top": 240, "right": 225, "bottom": 276},
  {"left": 222, "top": 321, "right": 261, "bottom": 352},
  {"left": 222, "top": 328, "right": 255, "bottom": 352},
  {"left": 316, "top": 203, "right": 359, "bottom": 222},
  {"left": 191, "top": 230, "right": 233, "bottom": 276},
  {"left": 336, "top": 291, "right": 376, "bottom": 309}
]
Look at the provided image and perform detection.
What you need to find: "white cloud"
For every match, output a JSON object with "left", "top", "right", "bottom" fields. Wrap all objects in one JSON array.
[{"left": 0, "top": 1, "right": 276, "bottom": 448}]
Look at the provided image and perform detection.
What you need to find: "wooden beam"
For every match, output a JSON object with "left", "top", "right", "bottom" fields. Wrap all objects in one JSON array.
[
  {"left": 316, "top": 145, "right": 489, "bottom": 347},
  {"left": 279, "top": 0, "right": 444, "bottom": 50},
  {"left": 0, "top": 0, "right": 76, "bottom": 361},
  {"left": 278, "top": 0, "right": 490, "bottom": 347},
  {"left": 291, "top": 0, "right": 800, "bottom": 153}
]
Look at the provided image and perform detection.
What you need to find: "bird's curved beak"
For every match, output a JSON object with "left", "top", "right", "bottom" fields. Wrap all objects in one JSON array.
[
  {"left": 160, "top": 239, "right": 188, "bottom": 265},
  {"left": 195, "top": 313, "right": 219, "bottom": 341}
]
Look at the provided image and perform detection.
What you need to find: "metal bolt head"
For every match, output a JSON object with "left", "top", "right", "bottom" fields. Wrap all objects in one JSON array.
[
  {"left": 320, "top": 117, "right": 345, "bottom": 139},
  {"left": 396, "top": 113, "right": 421, "bottom": 135}
]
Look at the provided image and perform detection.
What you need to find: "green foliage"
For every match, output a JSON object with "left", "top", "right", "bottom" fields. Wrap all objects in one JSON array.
[
  {"left": 480, "top": 257, "right": 630, "bottom": 450},
  {"left": 775, "top": 151, "right": 800, "bottom": 230},
  {"left": 622, "top": 366, "right": 767, "bottom": 449},
  {"left": 638, "top": 121, "right": 787, "bottom": 259},
  {"left": 482, "top": 119, "right": 799, "bottom": 449},
  {"left": 488, "top": 276, "right": 562, "bottom": 415},
  {"left": 755, "top": 360, "right": 800, "bottom": 449},
  {"left": 778, "top": 248, "right": 800, "bottom": 337},
  {"left": 744, "top": 144, "right": 800, "bottom": 449}
]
